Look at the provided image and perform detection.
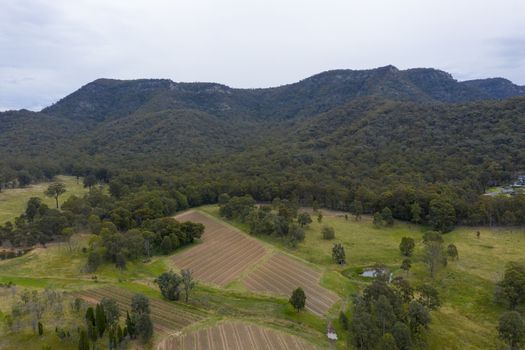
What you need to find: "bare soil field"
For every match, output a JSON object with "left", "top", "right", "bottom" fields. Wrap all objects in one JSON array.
[
  {"left": 157, "top": 321, "right": 319, "bottom": 350},
  {"left": 75, "top": 286, "right": 207, "bottom": 333},
  {"left": 242, "top": 253, "right": 339, "bottom": 316},
  {"left": 172, "top": 211, "right": 267, "bottom": 286}
]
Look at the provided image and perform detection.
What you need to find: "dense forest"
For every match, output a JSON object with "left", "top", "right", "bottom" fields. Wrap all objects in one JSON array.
[{"left": 1, "top": 66, "right": 524, "bottom": 229}]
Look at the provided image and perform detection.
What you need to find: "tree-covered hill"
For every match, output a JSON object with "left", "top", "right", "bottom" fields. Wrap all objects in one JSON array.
[{"left": 1, "top": 66, "right": 524, "bottom": 226}]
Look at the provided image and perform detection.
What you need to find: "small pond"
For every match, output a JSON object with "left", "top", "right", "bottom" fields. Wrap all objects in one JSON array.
[{"left": 360, "top": 268, "right": 393, "bottom": 282}]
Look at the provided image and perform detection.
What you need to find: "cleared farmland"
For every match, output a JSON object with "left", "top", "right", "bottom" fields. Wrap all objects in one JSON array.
[
  {"left": 172, "top": 211, "right": 267, "bottom": 286},
  {"left": 242, "top": 253, "right": 339, "bottom": 316},
  {"left": 75, "top": 286, "right": 207, "bottom": 333},
  {"left": 157, "top": 321, "right": 319, "bottom": 350}
]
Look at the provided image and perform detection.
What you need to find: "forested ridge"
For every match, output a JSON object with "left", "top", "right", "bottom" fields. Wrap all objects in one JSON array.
[{"left": 1, "top": 66, "right": 524, "bottom": 228}]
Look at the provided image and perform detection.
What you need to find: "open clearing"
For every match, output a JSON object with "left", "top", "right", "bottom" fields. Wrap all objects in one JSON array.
[
  {"left": 242, "top": 253, "right": 339, "bottom": 316},
  {"left": 157, "top": 321, "right": 318, "bottom": 350},
  {"left": 172, "top": 211, "right": 267, "bottom": 286},
  {"left": 0, "top": 175, "right": 87, "bottom": 224},
  {"left": 75, "top": 285, "right": 207, "bottom": 334}
]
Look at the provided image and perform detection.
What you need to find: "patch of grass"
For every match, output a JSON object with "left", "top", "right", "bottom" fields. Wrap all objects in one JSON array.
[
  {"left": 0, "top": 175, "right": 88, "bottom": 224},
  {"left": 0, "top": 235, "right": 91, "bottom": 280}
]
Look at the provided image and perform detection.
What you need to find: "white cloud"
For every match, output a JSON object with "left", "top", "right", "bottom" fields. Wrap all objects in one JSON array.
[{"left": 1, "top": 0, "right": 524, "bottom": 110}]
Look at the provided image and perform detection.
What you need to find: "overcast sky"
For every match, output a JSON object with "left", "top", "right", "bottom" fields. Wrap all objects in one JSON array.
[{"left": 1, "top": 0, "right": 524, "bottom": 111}]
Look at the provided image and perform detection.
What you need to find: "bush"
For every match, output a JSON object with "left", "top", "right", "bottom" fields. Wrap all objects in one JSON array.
[{"left": 322, "top": 226, "right": 335, "bottom": 240}]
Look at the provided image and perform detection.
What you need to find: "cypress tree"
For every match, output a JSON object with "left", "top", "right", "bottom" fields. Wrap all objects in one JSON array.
[
  {"left": 117, "top": 325, "right": 123, "bottom": 343},
  {"left": 95, "top": 303, "right": 106, "bottom": 337},
  {"left": 125, "top": 311, "right": 135, "bottom": 339},
  {"left": 85, "top": 307, "right": 95, "bottom": 326},
  {"left": 78, "top": 329, "right": 90, "bottom": 350},
  {"left": 87, "top": 322, "right": 97, "bottom": 342}
]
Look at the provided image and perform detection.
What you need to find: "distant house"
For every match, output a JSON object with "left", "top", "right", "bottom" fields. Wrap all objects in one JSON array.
[
  {"left": 327, "top": 322, "right": 338, "bottom": 341},
  {"left": 514, "top": 175, "right": 525, "bottom": 187}
]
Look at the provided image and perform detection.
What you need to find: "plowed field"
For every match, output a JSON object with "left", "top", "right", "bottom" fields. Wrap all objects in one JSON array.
[
  {"left": 75, "top": 286, "right": 207, "bottom": 333},
  {"left": 157, "top": 321, "right": 319, "bottom": 350},
  {"left": 242, "top": 253, "right": 339, "bottom": 316},
  {"left": 172, "top": 211, "right": 267, "bottom": 286}
]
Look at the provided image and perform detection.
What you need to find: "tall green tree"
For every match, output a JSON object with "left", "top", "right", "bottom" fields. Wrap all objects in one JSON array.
[
  {"left": 496, "top": 262, "right": 525, "bottom": 309},
  {"left": 95, "top": 303, "right": 106, "bottom": 337},
  {"left": 289, "top": 288, "right": 306, "bottom": 312},
  {"left": 332, "top": 243, "right": 346, "bottom": 265},
  {"left": 424, "top": 241, "right": 446, "bottom": 279},
  {"left": 78, "top": 329, "right": 89, "bottom": 350},
  {"left": 44, "top": 183, "right": 67, "bottom": 208},
  {"left": 410, "top": 202, "right": 421, "bottom": 224},
  {"left": 399, "top": 237, "right": 415, "bottom": 257},
  {"left": 498, "top": 311, "right": 525, "bottom": 350},
  {"left": 353, "top": 200, "right": 363, "bottom": 221},
  {"left": 155, "top": 271, "right": 183, "bottom": 301},
  {"left": 428, "top": 198, "right": 456, "bottom": 233},
  {"left": 297, "top": 212, "right": 312, "bottom": 227},
  {"left": 130, "top": 294, "right": 153, "bottom": 343},
  {"left": 381, "top": 207, "right": 394, "bottom": 226}
]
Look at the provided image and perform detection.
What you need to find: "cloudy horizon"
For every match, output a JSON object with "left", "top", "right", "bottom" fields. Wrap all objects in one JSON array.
[{"left": 1, "top": 0, "right": 524, "bottom": 111}]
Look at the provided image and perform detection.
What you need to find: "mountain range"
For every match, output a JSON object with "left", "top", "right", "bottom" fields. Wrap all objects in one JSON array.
[{"left": 1, "top": 65, "right": 524, "bottom": 212}]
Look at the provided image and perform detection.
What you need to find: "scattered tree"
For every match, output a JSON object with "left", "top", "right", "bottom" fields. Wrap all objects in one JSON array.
[
  {"left": 101, "top": 298, "right": 120, "bottom": 326},
  {"left": 410, "top": 202, "right": 422, "bottom": 224},
  {"left": 297, "top": 212, "right": 312, "bottom": 227},
  {"left": 424, "top": 241, "right": 446, "bottom": 279},
  {"left": 496, "top": 262, "right": 525, "bottom": 309},
  {"left": 498, "top": 311, "right": 524, "bottom": 350},
  {"left": 381, "top": 207, "right": 394, "bottom": 226},
  {"left": 155, "top": 271, "right": 182, "bottom": 301},
  {"left": 322, "top": 226, "right": 335, "bottom": 240},
  {"left": 44, "top": 183, "right": 67, "bottom": 209},
  {"left": 83, "top": 175, "right": 97, "bottom": 191},
  {"left": 447, "top": 244, "right": 459, "bottom": 260},
  {"left": 181, "top": 269, "right": 195, "bottom": 303},
  {"left": 373, "top": 212, "right": 383, "bottom": 227},
  {"left": 130, "top": 294, "right": 153, "bottom": 343},
  {"left": 417, "top": 284, "right": 441, "bottom": 310},
  {"left": 428, "top": 198, "right": 456, "bottom": 233},
  {"left": 400, "top": 259, "right": 411, "bottom": 276},
  {"left": 289, "top": 287, "right": 306, "bottom": 312},
  {"left": 408, "top": 300, "right": 431, "bottom": 334},
  {"left": 78, "top": 329, "right": 89, "bottom": 350},
  {"left": 353, "top": 200, "right": 363, "bottom": 221},
  {"left": 332, "top": 243, "right": 346, "bottom": 265},
  {"left": 399, "top": 237, "right": 415, "bottom": 257}
]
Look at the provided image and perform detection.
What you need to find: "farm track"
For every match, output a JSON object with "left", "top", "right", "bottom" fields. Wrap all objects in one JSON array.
[
  {"left": 172, "top": 211, "right": 267, "bottom": 286},
  {"left": 75, "top": 286, "right": 207, "bottom": 333},
  {"left": 242, "top": 253, "right": 339, "bottom": 316},
  {"left": 157, "top": 321, "right": 319, "bottom": 350}
]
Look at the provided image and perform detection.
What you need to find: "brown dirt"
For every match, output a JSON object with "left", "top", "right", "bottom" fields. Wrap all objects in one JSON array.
[
  {"left": 172, "top": 211, "right": 267, "bottom": 286},
  {"left": 157, "top": 321, "right": 319, "bottom": 350},
  {"left": 241, "top": 253, "right": 339, "bottom": 316}
]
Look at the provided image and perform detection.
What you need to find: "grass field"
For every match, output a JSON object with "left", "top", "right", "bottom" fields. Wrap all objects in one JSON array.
[
  {"left": 0, "top": 175, "right": 87, "bottom": 224},
  {"left": 200, "top": 205, "right": 524, "bottom": 349},
  {"left": 2, "top": 196, "right": 523, "bottom": 349}
]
